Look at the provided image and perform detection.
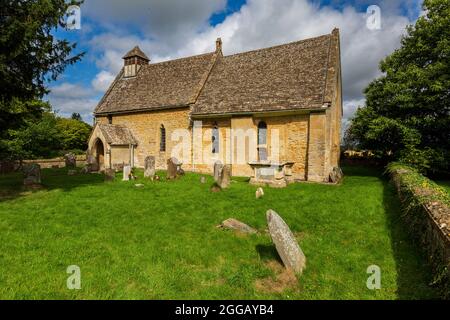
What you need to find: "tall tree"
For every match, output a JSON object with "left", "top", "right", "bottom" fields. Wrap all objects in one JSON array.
[
  {"left": 0, "top": 0, "right": 84, "bottom": 159},
  {"left": 71, "top": 112, "right": 82, "bottom": 121},
  {"left": 347, "top": 0, "right": 450, "bottom": 172}
]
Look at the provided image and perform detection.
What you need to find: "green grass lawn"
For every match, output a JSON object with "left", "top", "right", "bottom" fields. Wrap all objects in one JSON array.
[{"left": 0, "top": 166, "right": 438, "bottom": 299}]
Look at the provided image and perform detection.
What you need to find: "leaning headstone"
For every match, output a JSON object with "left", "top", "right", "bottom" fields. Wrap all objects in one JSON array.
[
  {"left": 266, "top": 209, "right": 306, "bottom": 274},
  {"left": 218, "top": 164, "right": 231, "bottom": 189},
  {"left": 104, "top": 168, "right": 115, "bottom": 181},
  {"left": 336, "top": 167, "right": 344, "bottom": 180},
  {"left": 64, "top": 153, "right": 77, "bottom": 168},
  {"left": 144, "top": 156, "right": 156, "bottom": 180},
  {"left": 123, "top": 165, "right": 131, "bottom": 181},
  {"left": 218, "top": 218, "right": 257, "bottom": 234},
  {"left": 167, "top": 158, "right": 178, "bottom": 180},
  {"left": 256, "top": 187, "right": 264, "bottom": 199},
  {"left": 214, "top": 161, "right": 223, "bottom": 182},
  {"left": 23, "top": 164, "right": 41, "bottom": 186}
]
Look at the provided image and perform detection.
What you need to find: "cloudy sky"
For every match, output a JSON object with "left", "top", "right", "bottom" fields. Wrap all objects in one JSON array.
[{"left": 47, "top": 0, "right": 423, "bottom": 125}]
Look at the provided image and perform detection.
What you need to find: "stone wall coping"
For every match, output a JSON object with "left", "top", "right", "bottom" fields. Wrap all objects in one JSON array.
[{"left": 248, "top": 161, "right": 295, "bottom": 167}]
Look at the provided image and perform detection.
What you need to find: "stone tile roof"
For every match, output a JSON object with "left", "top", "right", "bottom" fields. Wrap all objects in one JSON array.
[
  {"left": 98, "top": 123, "right": 137, "bottom": 145},
  {"left": 123, "top": 46, "right": 150, "bottom": 61},
  {"left": 94, "top": 52, "right": 217, "bottom": 115},
  {"left": 94, "top": 30, "right": 340, "bottom": 116},
  {"left": 192, "top": 31, "right": 339, "bottom": 116}
]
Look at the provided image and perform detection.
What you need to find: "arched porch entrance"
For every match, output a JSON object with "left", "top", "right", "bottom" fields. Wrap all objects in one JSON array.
[{"left": 93, "top": 138, "right": 105, "bottom": 171}]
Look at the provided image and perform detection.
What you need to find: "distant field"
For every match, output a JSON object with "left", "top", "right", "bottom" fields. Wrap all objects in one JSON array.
[{"left": 0, "top": 166, "right": 438, "bottom": 299}]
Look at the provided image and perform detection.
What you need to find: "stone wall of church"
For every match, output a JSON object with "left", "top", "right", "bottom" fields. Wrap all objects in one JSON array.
[
  {"left": 97, "top": 107, "right": 193, "bottom": 171},
  {"left": 192, "top": 114, "right": 309, "bottom": 180},
  {"left": 96, "top": 109, "right": 335, "bottom": 182}
]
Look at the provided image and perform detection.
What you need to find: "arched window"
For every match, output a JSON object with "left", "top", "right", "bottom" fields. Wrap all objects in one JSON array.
[
  {"left": 160, "top": 125, "right": 166, "bottom": 152},
  {"left": 212, "top": 124, "right": 219, "bottom": 154},
  {"left": 257, "top": 121, "right": 267, "bottom": 161}
]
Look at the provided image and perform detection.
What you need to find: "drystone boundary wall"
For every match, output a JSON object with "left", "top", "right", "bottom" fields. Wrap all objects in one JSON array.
[{"left": 388, "top": 163, "right": 449, "bottom": 298}]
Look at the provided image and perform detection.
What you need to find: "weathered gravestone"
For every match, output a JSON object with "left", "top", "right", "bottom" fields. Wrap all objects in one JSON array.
[
  {"left": 256, "top": 187, "right": 264, "bottom": 199},
  {"left": 23, "top": 164, "right": 41, "bottom": 186},
  {"left": 218, "top": 164, "right": 231, "bottom": 189},
  {"left": 167, "top": 158, "right": 179, "bottom": 180},
  {"left": 80, "top": 165, "right": 91, "bottom": 174},
  {"left": 123, "top": 165, "right": 131, "bottom": 181},
  {"left": 64, "top": 153, "right": 77, "bottom": 168},
  {"left": 67, "top": 169, "right": 77, "bottom": 176},
  {"left": 213, "top": 161, "right": 223, "bottom": 182},
  {"left": 177, "top": 166, "right": 185, "bottom": 176},
  {"left": 266, "top": 209, "right": 306, "bottom": 274},
  {"left": 144, "top": 156, "right": 156, "bottom": 180},
  {"left": 218, "top": 218, "right": 257, "bottom": 234},
  {"left": 200, "top": 176, "right": 206, "bottom": 184},
  {"left": 104, "top": 168, "right": 115, "bottom": 181},
  {"left": 329, "top": 166, "right": 344, "bottom": 183}
]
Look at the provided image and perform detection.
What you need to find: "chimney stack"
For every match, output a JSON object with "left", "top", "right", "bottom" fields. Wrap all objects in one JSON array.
[{"left": 215, "top": 38, "right": 222, "bottom": 54}]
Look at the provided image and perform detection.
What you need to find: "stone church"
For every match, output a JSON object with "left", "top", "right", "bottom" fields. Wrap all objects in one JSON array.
[{"left": 88, "top": 29, "right": 342, "bottom": 183}]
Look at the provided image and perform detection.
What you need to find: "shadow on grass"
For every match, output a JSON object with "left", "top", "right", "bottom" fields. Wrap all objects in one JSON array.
[
  {"left": 382, "top": 178, "right": 439, "bottom": 299},
  {"left": 0, "top": 167, "right": 105, "bottom": 202},
  {"left": 256, "top": 244, "right": 283, "bottom": 264},
  {"left": 344, "top": 164, "right": 438, "bottom": 299}
]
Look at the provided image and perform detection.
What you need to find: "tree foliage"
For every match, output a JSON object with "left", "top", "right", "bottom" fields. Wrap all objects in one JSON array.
[
  {"left": 347, "top": 0, "right": 450, "bottom": 173},
  {"left": 0, "top": 0, "right": 84, "bottom": 159},
  {"left": 2, "top": 112, "right": 91, "bottom": 160}
]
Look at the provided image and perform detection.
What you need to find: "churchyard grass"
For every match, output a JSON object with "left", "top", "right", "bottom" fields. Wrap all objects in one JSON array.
[{"left": 0, "top": 166, "right": 438, "bottom": 299}]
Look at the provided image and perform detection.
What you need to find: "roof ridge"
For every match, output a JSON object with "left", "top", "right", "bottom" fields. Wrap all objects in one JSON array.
[
  {"left": 222, "top": 33, "right": 332, "bottom": 59},
  {"left": 144, "top": 51, "right": 215, "bottom": 67},
  {"left": 123, "top": 46, "right": 150, "bottom": 60},
  {"left": 321, "top": 34, "right": 333, "bottom": 105}
]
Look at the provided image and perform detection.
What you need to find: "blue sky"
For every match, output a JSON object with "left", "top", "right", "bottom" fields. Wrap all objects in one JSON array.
[{"left": 47, "top": 0, "right": 423, "bottom": 125}]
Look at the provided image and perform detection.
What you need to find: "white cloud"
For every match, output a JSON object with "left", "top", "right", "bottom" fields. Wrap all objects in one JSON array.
[
  {"left": 83, "top": 0, "right": 227, "bottom": 52},
  {"left": 49, "top": 83, "right": 94, "bottom": 99},
  {"left": 46, "top": 83, "right": 98, "bottom": 123},
  {"left": 343, "top": 98, "right": 365, "bottom": 122},
  {"left": 91, "top": 70, "right": 115, "bottom": 92}
]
